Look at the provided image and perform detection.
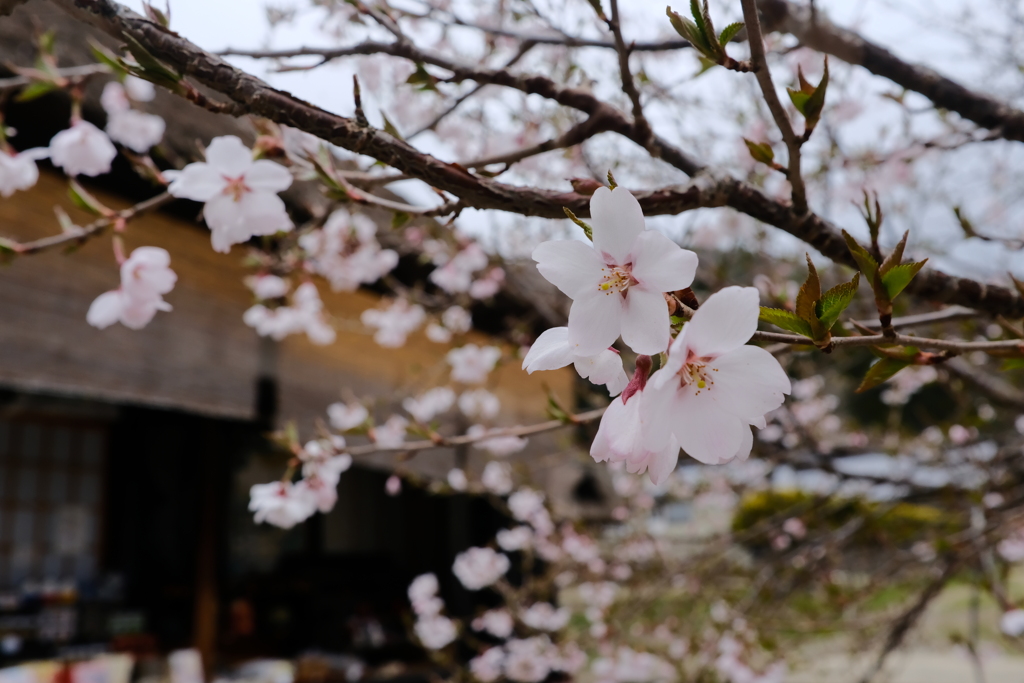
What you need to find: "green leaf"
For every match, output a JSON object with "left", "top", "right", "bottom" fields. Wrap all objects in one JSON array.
[
  {"left": 122, "top": 34, "right": 181, "bottom": 88},
  {"left": 15, "top": 81, "right": 57, "bottom": 102},
  {"left": 89, "top": 40, "right": 128, "bottom": 77},
  {"left": 667, "top": 7, "right": 713, "bottom": 55},
  {"left": 787, "top": 88, "right": 810, "bottom": 115},
  {"left": 759, "top": 307, "right": 813, "bottom": 337},
  {"left": 380, "top": 111, "right": 404, "bottom": 140},
  {"left": 801, "top": 58, "right": 829, "bottom": 129},
  {"left": 718, "top": 22, "right": 744, "bottom": 46},
  {"left": 795, "top": 254, "right": 821, "bottom": 325},
  {"left": 391, "top": 211, "right": 411, "bottom": 229},
  {"left": 39, "top": 30, "right": 56, "bottom": 56},
  {"left": 1002, "top": 358, "right": 1024, "bottom": 372},
  {"left": 606, "top": 170, "right": 618, "bottom": 190},
  {"left": 563, "top": 206, "right": 593, "bottom": 241},
  {"left": 881, "top": 260, "right": 928, "bottom": 300},
  {"left": 406, "top": 63, "right": 438, "bottom": 91},
  {"left": 689, "top": 0, "right": 709, "bottom": 43},
  {"left": 816, "top": 272, "right": 860, "bottom": 330},
  {"left": 68, "top": 180, "right": 108, "bottom": 216},
  {"left": 879, "top": 230, "right": 909, "bottom": 275},
  {"left": 857, "top": 357, "right": 912, "bottom": 393},
  {"left": 842, "top": 230, "right": 879, "bottom": 280},
  {"left": 743, "top": 138, "right": 774, "bottom": 165}
]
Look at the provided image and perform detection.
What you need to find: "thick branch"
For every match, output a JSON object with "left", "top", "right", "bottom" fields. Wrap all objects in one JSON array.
[{"left": 760, "top": 0, "right": 1024, "bottom": 143}]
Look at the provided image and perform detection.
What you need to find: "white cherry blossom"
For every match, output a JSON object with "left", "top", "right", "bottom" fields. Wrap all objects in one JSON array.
[
  {"left": 496, "top": 526, "right": 533, "bottom": 551},
  {"left": 87, "top": 246, "right": 177, "bottom": 330},
  {"left": 472, "top": 609, "right": 515, "bottom": 639},
  {"left": 470, "top": 647, "right": 505, "bottom": 682},
  {"left": 361, "top": 298, "right": 426, "bottom": 348},
  {"left": 373, "top": 415, "right": 409, "bottom": 448},
  {"left": 0, "top": 147, "right": 47, "bottom": 197},
  {"left": 443, "top": 305, "right": 472, "bottom": 333},
  {"left": 532, "top": 186, "right": 697, "bottom": 355},
  {"left": 503, "top": 637, "right": 554, "bottom": 683},
  {"left": 447, "top": 468, "right": 468, "bottom": 491},
  {"left": 248, "top": 274, "right": 290, "bottom": 300},
  {"left": 106, "top": 109, "right": 165, "bottom": 153},
  {"left": 452, "top": 547, "right": 510, "bottom": 590},
  {"left": 521, "top": 603, "right": 570, "bottom": 632},
  {"left": 1003, "top": 609, "right": 1024, "bottom": 637},
  {"left": 124, "top": 76, "right": 156, "bottom": 102},
  {"left": 430, "top": 242, "right": 488, "bottom": 293},
  {"left": 248, "top": 481, "right": 316, "bottom": 528},
  {"left": 426, "top": 324, "right": 452, "bottom": 343},
  {"left": 523, "top": 326, "right": 628, "bottom": 396},
  {"left": 414, "top": 615, "right": 458, "bottom": 650},
  {"left": 328, "top": 402, "right": 369, "bottom": 431},
  {"left": 467, "top": 425, "right": 527, "bottom": 457},
  {"left": 300, "top": 209, "right": 398, "bottom": 291},
  {"left": 448, "top": 344, "right": 502, "bottom": 384},
  {"left": 459, "top": 389, "right": 501, "bottom": 420},
  {"left": 481, "top": 461, "right": 514, "bottom": 495},
  {"left": 243, "top": 282, "right": 335, "bottom": 345},
  {"left": 408, "top": 573, "right": 441, "bottom": 616},
  {"left": 644, "top": 286, "right": 791, "bottom": 466},
  {"left": 403, "top": 387, "right": 456, "bottom": 422},
  {"left": 591, "top": 381, "right": 681, "bottom": 485},
  {"left": 166, "top": 135, "right": 293, "bottom": 253},
  {"left": 49, "top": 120, "right": 117, "bottom": 177},
  {"left": 470, "top": 267, "right": 505, "bottom": 299}
]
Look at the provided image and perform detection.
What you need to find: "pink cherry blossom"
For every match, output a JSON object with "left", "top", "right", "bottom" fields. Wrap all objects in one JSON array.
[
  {"left": 470, "top": 267, "right": 505, "bottom": 299},
  {"left": 521, "top": 603, "right": 570, "bottom": 632},
  {"left": 300, "top": 209, "right": 398, "bottom": 291},
  {"left": 87, "top": 246, "right": 177, "bottom": 330},
  {"left": 430, "top": 242, "right": 488, "bottom": 293},
  {"left": 385, "top": 474, "right": 402, "bottom": 496},
  {"left": 166, "top": 135, "right": 293, "bottom": 253},
  {"left": 49, "top": 120, "right": 117, "bottom": 177},
  {"left": 247, "top": 274, "right": 290, "bottom": 300},
  {"left": 0, "top": 147, "right": 47, "bottom": 197},
  {"left": 243, "top": 282, "right": 335, "bottom": 345},
  {"left": 643, "top": 286, "right": 791, "bottom": 467},
  {"left": 532, "top": 186, "right": 698, "bottom": 355},
  {"left": 443, "top": 305, "right": 472, "bottom": 333},
  {"left": 496, "top": 526, "right": 532, "bottom": 551},
  {"left": 373, "top": 415, "right": 409, "bottom": 448},
  {"left": 447, "top": 468, "right": 468, "bottom": 491},
  {"left": 408, "top": 573, "right": 441, "bottom": 615},
  {"left": 327, "top": 402, "right": 369, "bottom": 431},
  {"left": 248, "top": 481, "right": 316, "bottom": 528},
  {"left": 426, "top": 323, "right": 452, "bottom": 343},
  {"left": 452, "top": 547, "right": 510, "bottom": 590},
  {"left": 503, "top": 637, "right": 554, "bottom": 683},
  {"left": 469, "top": 426, "right": 528, "bottom": 457},
  {"left": 523, "top": 326, "right": 628, "bottom": 396},
  {"left": 125, "top": 76, "right": 155, "bottom": 102},
  {"left": 1004, "top": 609, "right": 1024, "bottom": 636},
  {"left": 106, "top": 109, "right": 165, "bottom": 153},
  {"left": 448, "top": 344, "right": 502, "bottom": 384}
]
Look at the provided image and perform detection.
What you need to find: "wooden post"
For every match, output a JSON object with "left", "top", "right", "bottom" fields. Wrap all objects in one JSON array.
[{"left": 193, "top": 422, "right": 220, "bottom": 677}]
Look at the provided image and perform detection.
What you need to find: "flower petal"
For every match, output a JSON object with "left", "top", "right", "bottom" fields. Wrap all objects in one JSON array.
[
  {"left": 205, "top": 135, "right": 252, "bottom": 176},
  {"left": 246, "top": 159, "right": 293, "bottom": 193},
  {"left": 567, "top": 290, "right": 622, "bottom": 356},
  {"left": 532, "top": 240, "right": 604, "bottom": 299},
  {"left": 620, "top": 286, "right": 670, "bottom": 355},
  {"left": 727, "top": 425, "right": 753, "bottom": 464},
  {"left": 86, "top": 290, "right": 124, "bottom": 329},
  {"left": 575, "top": 349, "right": 628, "bottom": 396},
  {"left": 203, "top": 193, "right": 242, "bottom": 233},
  {"left": 523, "top": 327, "right": 576, "bottom": 372},
  {"left": 684, "top": 286, "right": 760, "bottom": 358},
  {"left": 237, "top": 191, "right": 293, "bottom": 236},
  {"left": 590, "top": 186, "right": 645, "bottom": 264},
  {"left": 707, "top": 345, "right": 791, "bottom": 427},
  {"left": 646, "top": 434, "right": 681, "bottom": 485},
  {"left": 672, "top": 391, "right": 746, "bottom": 465},
  {"left": 630, "top": 230, "right": 698, "bottom": 292},
  {"left": 168, "top": 162, "right": 225, "bottom": 202}
]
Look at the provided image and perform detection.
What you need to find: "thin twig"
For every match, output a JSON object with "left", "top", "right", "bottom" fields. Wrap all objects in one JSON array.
[
  {"left": 852, "top": 306, "right": 982, "bottom": 330},
  {"left": 0, "top": 63, "right": 110, "bottom": 89},
  {"left": 752, "top": 329, "right": 1024, "bottom": 353},
  {"left": 740, "top": 0, "right": 808, "bottom": 214},
  {"left": 607, "top": 0, "right": 652, "bottom": 148}
]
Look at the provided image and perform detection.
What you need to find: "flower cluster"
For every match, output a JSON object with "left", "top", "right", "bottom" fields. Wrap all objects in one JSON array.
[
  {"left": 407, "top": 573, "right": 458, "bottom": 650},
  {"left": 87, "top": 247, "right": 177, "bottom": 330},
  {"left": 100, "top": 79, "right": 165, "bottom": 153},
  {"left": 243, "top": 282, "right": 336, "bottom": 345},
  {"left": 361, "top": 298, "right": 426, "bottom": 348},
  {"left": 528, "top": 187, "right": 791, "bottom": 484},
  {"left": 299, "top": 208, "right": 398, "bottom": 291}
]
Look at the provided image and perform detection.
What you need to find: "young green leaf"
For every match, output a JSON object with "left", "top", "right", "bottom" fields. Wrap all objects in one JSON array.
[
  {"left": 881, "top": 260, "right": 928, "bottom": 300},
  {"left": 842, "top": 230, "right": 880, "bottom": 280},
  {"left": 15, "top": 81, "right": 57, "bottom": 102},
  {"left": 89, "top": 40, "right": 128, "bottom": 77},
  {"left": 718, "top": 22, "right": 744, "bottom": 46},
  {"left": 606, "top": 170, "right": 618, "bottom": 190},
  {"left": 857, "top": 357, "right": 913, "bottom": 393},
  {"left": 801, "top": 58, "right": 829, "bottom": 129},
  {"left": 795, "top": 254, "right": 821, "bottom": 325},
  {"left": 816, "top": 272, "right": 860, "bottom": 330},
  {"left": 380, "top": 111, "right": 404, "bottom": 140},
  {"left": 787, "top": 88, "right": 810, "bottom": 115},
  {"left": 68, "top": 180, "right": 110, "bottom": 217},
  {"left": 759, "top": 307, "right": 813, "bottom": 338},
  {"left": 743, "top": 138, "right": 775, "bottom": 165},
  {"left": 122, "top": 34, "right": 181, "bottom": 87},
  {"left": 879, "top": 230, "right": 909, "bottom": 275},
  {"left": 406, "top": 63, "right": 438, "bottom": 91},
  {"left": 667, "top": 7, "right": 713, "bottom": 56}
]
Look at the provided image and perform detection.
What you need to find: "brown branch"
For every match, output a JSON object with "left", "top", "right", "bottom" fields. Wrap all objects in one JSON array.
[
  {"left": 50, "top": 0, "right": 1024, "bottom": 319},
  {"left": 462, "top": 115, "right": 613, "bottom": 169},
  {"left": 760, "top": 0, "right": 1024, "bottom": 143},
  {"left": 0, "top": 191, "right": 173, "bottom": 255},
  {"left": 607, "top": 0, "right": 652, "bottom": 149},
  {"left": 348, "top": 407, "right": 606, "bottom": 457},
  {"left": 945, "top": 357, "right": 1024, "bottom": 409},
  {"left": 741, "top": 0, "right": 807, "bottom": 214},
  {"left": 752, "top": 329, "right": 1024, "bottom": 353}
]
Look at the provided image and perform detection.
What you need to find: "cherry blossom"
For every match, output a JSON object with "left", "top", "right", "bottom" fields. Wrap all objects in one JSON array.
[
  {"left": 49, "top": 120, "right": 117, "bottom": 177},
  {"left": 426, "top": 324, "right": 452, "bottom": 344},
  {"left": 0, "top": 147, "right": 47, "bottom": 197},
  {"left": 496, "top": 526, "right": 533, "bottom": 551},
  {"left": 300, "top": 209, "right": 398, "bottom": 291},
  {"left": 101, "top": 83, "right": 164, "bottom": 153},
  {"left": 124, "top": 76, "right": 155, "bottom": 102},
  {"left": 468, "top": 425, "right": 528, "bottom": 457},
  {"left": 503, "top": 637, "right": 554, "bottom": 683},
  {"left": 248, "top": 481, "right": 316, "bottom": 528},
  {"left": 591, "top": 382, "right": 681, "bottom": 485},
  {"left": 472, "top": 609, "right": 515, "bottom": 638},
  {"left": 447, "top": 468, "right": 468, "bottom": 491},
  {"left": 521, "top": 603, "right": 570, "bottom": 632},
  {"left": 508, "top": 488, "right": 553, "bottom": 534},
  {"left": 361, "top": 298, "right": 426, "bottom": 348},
  {"left": 470, "top": 267, "right": 505, "bottom": 299},
  {"left": 373, "top": 415, "right": 409, "bottom": 448},
  {"left": 459, "top": 389, "right": 501, "bottom": 420},
  {"left": 999, "top": 532, "right": 1024, "bottom": 562},
  {"left": 408, "top": 573, "right": 442, "bottom": 616},
  {"left": 469, "top": 647, "right": 505, "bottom": 682},
  {"left": 403, "top": 387, "right": 456, "bottom": 422},
  {"left": 166, "top": 135, "right": 293, "bottom": 253},
  {"left": 385, "top": 474, "right": 402, "bottom": 496},
  {"left": 87, "top": 246, "right": 177, "bottom": 330},
  {"left": 247, "top": 274, "right": 290, "bottom": 300},
  {"left": 448, "top": 344, "right": 502, "bottom": 384},
  {"left": 243, "top": 282, "right": 335, "bottom": 345},
  {"left": 481, "top": 461, "right": 514, "bottom": 495},
  {"left": 328, "top": 402, "right": 369, "bottom": 431},
  {"left": 1002, "top": 609, "right": 1024, "bottom": 636},
  {"left": 523, "top": 326, "right": 628, "bottom": 396},
  {"left": 414, "top": 615, "right": 458, "bottom": 650},
  {"left": 643, "top": 286, "right": 792, "bottom": 466},
  {"left": 443, "top": 305, "right": 473, "bottom": 333},
  {"left": 430, "top": 242, "right": 488, "bottom": 293},
  {"left": 452, "top": 547, "right": 510, "bottom": 590},
  {"left": 532, "top": 186, "right": 698, "bottom": 355}
]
